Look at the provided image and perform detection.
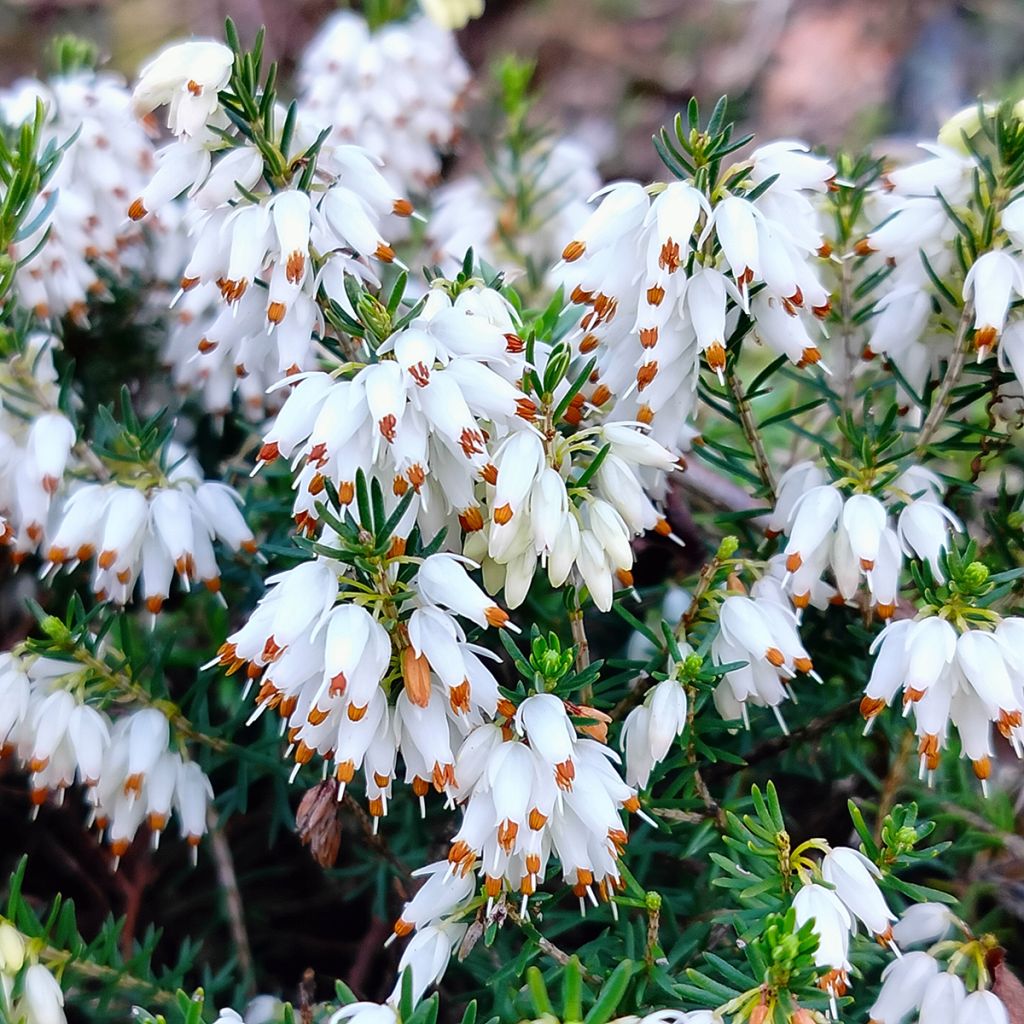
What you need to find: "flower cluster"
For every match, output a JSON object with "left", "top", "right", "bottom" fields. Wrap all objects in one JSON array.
[
  {"left": 8, "top": 16, "right": 1024, "bottom": 1024},
  {"left": 791, "top": 845, "right": 897, "bottom": 1009},
  {"left": 217, "top": 552, "right": 513, "bottom": 820},
  {"left": 0, "top": 333, "right": 76, "bottom": 559},
  {"left": 709, "top": 584, "right": 818, "bottom": 732},
  {"left": 44, "top": 447, "right": 255, "bottom": 612},
  {"left": 131, "top": 40, "right": 410, "bottom": 402},
  {"left": 863, "top": 610, "right": 1024, "bottom": 790},
  {"left": 767, "top": 462, "right": 961, "bottom": 617},
  {"left": 868, "top": 903, "right": 1010, "bottom": 1024},
  {"left": 557, "top": 142, "right": 834, "bottom": 449},
  {"left": 0, "top": 652, "right": 212, "bottom": 863},
  {"left": 439, "top": 692, "right": 647, "bottom": 918},
  {"left": 258, "top": 280, "right": 532, "bottom": 541},
  {"left": 0, "top": 66, "right": 157, "bottom": 323},
  {"left": 298, "top": 10, "right": 469, "bottom": 198},
  {"left": 463, "top": 421, "right": 681, "bottom": 612},
  {"left": 859, "top": 102, "right": 1024, "bottom": 405}
]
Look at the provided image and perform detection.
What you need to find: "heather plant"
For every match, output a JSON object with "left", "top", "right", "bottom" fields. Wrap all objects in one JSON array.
[{"left": 1, "top": 5, "right": 1023, "bottom": 1024}]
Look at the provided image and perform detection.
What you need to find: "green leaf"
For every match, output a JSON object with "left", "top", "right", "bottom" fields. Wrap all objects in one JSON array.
[{"left": 582, "top": 960, "right": 633, "bottom": 1024}]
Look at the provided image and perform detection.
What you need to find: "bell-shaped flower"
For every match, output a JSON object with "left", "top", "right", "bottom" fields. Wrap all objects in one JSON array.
[
  {"left": 783, "top": 485, "right": 843, "bottom": 573},
  {"left": 792, "top": 883, "right": 852, "bottom": 994},
  {"left": 919, "top": 972, "right": 966, "bottom": 1024},
  {"left": 515, "top": 694, "right": 577, "bottom": 789},
  {"left": 389, "top": 921, "right": 466, "bottom": 1005},
  {"left": 868, "top": 951, "right": 939, "bottom": 1024},
  {"left": 898, "top": 499, "right": 961, "bottom": 577},
  {"left": 416, "top": 554, "right": 515, "bottom": 630},
  {"left": 21, "top": 963, "right": 67, "bottom": 1024},
  {"left": 892, "top": 902, "right": 956, "bottom": 947},
  {"left": 392, "top": 860, "right": 475, "bottom": 937},
  {"left": 842, "top": 493, "right": 888, "bottom": 570},
  {"left": 133, "top": 40, "right": 233, "bottom": 138},
  {"left": 821, "top": 846, "right": 896, "bottom": 941},
  {"left": 964, "top": 250, "right": 1024, "bottom": 355},
  {"left": 957, "top": 991, "right": 1010, "bottom": 1024},
  {"left": 561, "top": 182, "right": 650, "bottom": 262},
  {"left": 904, "top": 617, "right": 957, "bottom": 702},
  {"left": 956, "top": 629, "right": 1022, "bottom": 726}
]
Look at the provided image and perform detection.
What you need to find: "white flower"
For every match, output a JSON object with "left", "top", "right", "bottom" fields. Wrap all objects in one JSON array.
[
  {"left": 133, "top": 40, "right": 233, "bottom": 138},
  {"left": 298, "top": 11, "right": 469, "bottom": 197},
  {"left": 897, "top": 499, "right": 961, "bottom": 576},
  {"left": 964, "top": 250, "right": 1024, "bottom": 355},
  {"left": 765, "top": 463, "right": 826, "bottom": 538},
  {"left": 389, "top": 921, "right": 467, "bottom": 1004},
  {"left": 821, "top": 846, "right": 896, "bottom": 942},
  {"left": 956, "top": 630, "right": 1022, "bottom": 727},
  {"left": 417, "top": 554, "right": 514, "bottom": 630},
  {"left": 842, "top": 494, "right": 888, "bottom": 570},
  {"left": 750, "top": 141, "right": 833, "bottom": 193},
  {"left": 867, "top": 951, "right": 939, "bottom": 1024},
  {"left": 919, "top": 973, "right": 966, "bottom": 1023},
  {"left": 792, "top": 883, "right": 852, "bottom": 996},
  {"left": 686, "top": 267, "right": 729, "bottom": 376},
  {"left": 515, "top": 693, "right": 577, "bottom": 787},
  {"left": 891, "top": 902, "right": 956, "bottom": 947},
  {"left": 782, "top": 485, "right": 843, "bottom": 574},
  {"left": 859, "top": 197, "right": 948, "bottom": 261},
  {"left": 21, "top": 963, "right": 66, "bottom": 1024},
  {"left": 905, "top": 616, "right": 957, "bottom": 702},
  {"left": 175, "top": 760, "right": 214, "bottom": 854},
  {"left": 392, "top": 861, "right": 476, "bottom": 938},
  {"left": 958, "top": 991, "right": 1011, "bottom": 1024},
  {"left": 193, "top": 146, "right": 265, "bottom": 210},
  {"left": 866, "top": 285, "right": 934, "bottom": 358}
]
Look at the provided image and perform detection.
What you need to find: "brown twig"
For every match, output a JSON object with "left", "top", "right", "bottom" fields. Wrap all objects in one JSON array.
[
  {"left": 650, "top": 806, "right": 712, "bottom": 824},
  {"left": 506, "top": 906, "right": 601, "bottom": 983},
  {"left": 347, "top": 917, "right": 391, "bottom": 996},
  {"left": 206, "top": 806, "right": 255, "bottom": 993},
  {"left": 725, "top": 366, "right": 776, "bottom": 502},
  {"left": 675, "top": 460, "right": 770, "bottom": 527},
  {"left": 704, "top": 699, "right": 862, "bottom": 782},
  {"left": 916, "top": 300, "right": 975, "bottom": 454},
  {"left": 685, "top": 682, "right": 728, "bottom": 829},
  {"left": 874, "top": 732, "right": 914, "bottom": 844}
]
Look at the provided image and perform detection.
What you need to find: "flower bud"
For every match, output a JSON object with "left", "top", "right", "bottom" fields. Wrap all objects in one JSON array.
[{"left": 0, "top": 921, "right": 25, "bottom": 974}]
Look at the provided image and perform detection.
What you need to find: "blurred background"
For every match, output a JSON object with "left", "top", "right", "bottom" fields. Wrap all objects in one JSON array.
[{"left": 4, "top": 0, "right": 1024, "bottom": 178}]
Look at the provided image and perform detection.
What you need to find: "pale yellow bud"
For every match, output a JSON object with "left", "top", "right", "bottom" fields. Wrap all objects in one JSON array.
[
  {"left": 419, "top": 0, "right": 484, "bottom": 30},
  {"left": 0, "top": 922, "right": 25, "bottom": 974},
  {"left": 938, "top": 103, "right": 995, "bottom": 152}
]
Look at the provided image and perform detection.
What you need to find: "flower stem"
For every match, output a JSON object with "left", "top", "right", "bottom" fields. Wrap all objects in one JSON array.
[
  {"left": 725, "top": 366, "right": 776, "bottom": 502},
  {"left": 916, "top": 300, "right": 975, "bottom": 454}
]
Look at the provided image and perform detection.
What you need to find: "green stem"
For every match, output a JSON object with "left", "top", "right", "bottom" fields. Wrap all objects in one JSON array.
[{"left": 43, "top": 945, "right": 180, "bottom": 1013}]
